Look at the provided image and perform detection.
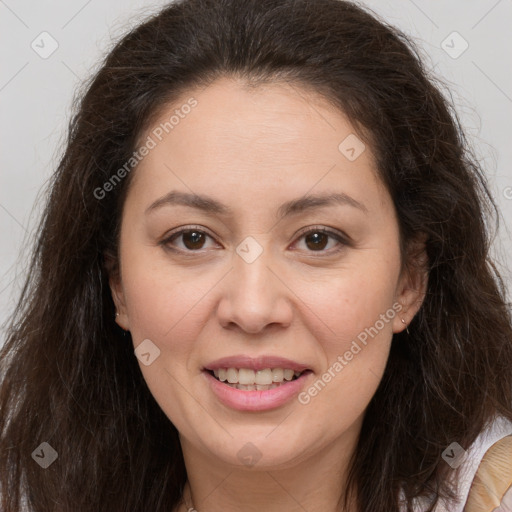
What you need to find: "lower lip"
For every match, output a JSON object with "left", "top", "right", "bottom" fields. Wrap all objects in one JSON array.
[{"left": 203, "top": 370, "right": 312, "bottom": 411}]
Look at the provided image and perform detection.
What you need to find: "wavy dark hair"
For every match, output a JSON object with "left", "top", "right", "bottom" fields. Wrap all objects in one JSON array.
[{"left": 1, "top": 0, "right": 511, "bottom": 510}]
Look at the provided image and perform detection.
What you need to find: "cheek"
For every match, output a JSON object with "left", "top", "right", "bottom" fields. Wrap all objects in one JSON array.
[
  {"left": 295, "top": 273, "right": 397, "bottom": 423},
  {"left": 293, "top": 256, "right": 401, "bottom": 349},
  {"left": 119, "top": 235, "right": 400, "bottom": 439},
  {"left": 122, "top": 260, "right": 213, "bottom": 346},
  {"left": 119, "top": 255, "right": 218, "bottom": 423},
  {"left": 121, "top": 237, "right": 401, "bottom": 348},
  {"left": 291, "top": 258, "right": 400, "bottom": 415}
]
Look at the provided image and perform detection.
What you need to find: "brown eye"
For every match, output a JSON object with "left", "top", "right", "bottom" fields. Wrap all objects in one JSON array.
[
  {"left": 179, "top": 230, "right": 207, "bottom": 250},
  {"left": 304, "top": 231, "right": 329, "bottom": 251},
  {"left": 293, "top": 227, "right": 348, "bottom": 254},
  {"left": 161, "top": 226, "right": 217, "bottom": 252}
]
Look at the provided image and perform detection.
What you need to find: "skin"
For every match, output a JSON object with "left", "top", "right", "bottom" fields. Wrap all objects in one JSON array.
[{"left": 109, "top": 76, "right": 428, "bottom": 512}]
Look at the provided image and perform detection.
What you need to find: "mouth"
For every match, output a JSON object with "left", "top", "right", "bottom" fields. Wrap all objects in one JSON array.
[{"left": 204, "top": 367, "right": 313, "bottom": 391}]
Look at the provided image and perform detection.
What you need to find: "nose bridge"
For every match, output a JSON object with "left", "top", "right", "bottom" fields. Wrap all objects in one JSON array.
[
  {"left": 216, "top": 235, "right": 292, "bottom": 332},
  {"left": 236, "top": 238, "right": 272, "bottom": 293}
]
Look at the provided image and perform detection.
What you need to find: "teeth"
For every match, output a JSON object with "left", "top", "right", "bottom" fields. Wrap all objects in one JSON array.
[
  {"left": 210, "top": 367, "right": 304, "bottom": 385},
  {"left": 227, "top": 368, "right": 238, "bottom": 383},
  {"left": 255, "top": 369, "right": 273, "bottom": 385},
  {"left": 225, "top": 382, "right": 282, "bottom": 391},
  {"left": 284, "top": 369, "right": 294, "bottom": 381},
  {"left": 239, "top": 368, "right": 256, "bottom": 385},
  {"left": 271, "top": 368, "right": 283, "bottom": 382}
]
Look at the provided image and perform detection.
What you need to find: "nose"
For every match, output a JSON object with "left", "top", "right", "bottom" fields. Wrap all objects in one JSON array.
[{"left": 216, "top": 241, "right": 293, "bottom": 334}]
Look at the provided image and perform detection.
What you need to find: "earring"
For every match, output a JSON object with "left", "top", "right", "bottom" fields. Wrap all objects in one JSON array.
[
  {"left": 114, "top": 312, "right": 128, "bottom": 336},
  {"left": 401, "top": 318, "right": 410, "bottom": 335}
]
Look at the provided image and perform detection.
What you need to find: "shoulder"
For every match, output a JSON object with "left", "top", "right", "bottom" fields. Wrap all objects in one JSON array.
[
  {"left": 451, "top": 415, "right": 512, "bottom": 512},
  {"left": 398, "top": 415, "right": 512, "bottom": 512},
  {"left": 465, "top": 433, "right": 512, "bottom": 512}
]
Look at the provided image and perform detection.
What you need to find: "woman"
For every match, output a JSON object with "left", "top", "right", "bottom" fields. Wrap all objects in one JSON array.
[{"left": 1, "top": 0, "right": 511, "bottom": 511}]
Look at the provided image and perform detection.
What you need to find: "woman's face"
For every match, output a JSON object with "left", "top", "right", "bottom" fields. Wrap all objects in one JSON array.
[{"left": 110, "top": 77, "right": 425, "bottom": 470}]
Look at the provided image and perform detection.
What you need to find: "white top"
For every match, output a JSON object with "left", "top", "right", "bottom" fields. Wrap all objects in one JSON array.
[{"left": 398, "top": 414, "right": 512, "bottom": 511}]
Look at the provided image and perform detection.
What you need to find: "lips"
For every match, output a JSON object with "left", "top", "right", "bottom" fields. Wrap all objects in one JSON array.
[
  {"left": 203, "top": 368, "right": 313, "bottom": 411},
  {"left": 202, "top": 355, "right": 314, "bottom": 410}
]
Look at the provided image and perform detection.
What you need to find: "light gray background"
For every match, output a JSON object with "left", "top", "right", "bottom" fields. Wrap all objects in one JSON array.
[{"left": 1, "top": 0, "right": 511, "bottom": 346}]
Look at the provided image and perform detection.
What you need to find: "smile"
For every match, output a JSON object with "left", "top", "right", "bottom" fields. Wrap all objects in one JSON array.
[
  {"left": 203, "top": 368, "right": 313, "bottom": 411},
  {"left": 208, "top": 367, "right": 305, "bottom": 390}
]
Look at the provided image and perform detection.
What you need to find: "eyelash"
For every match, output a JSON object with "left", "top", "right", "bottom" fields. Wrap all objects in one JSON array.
[{"left": 160, "top": 224, "right": 350, "bottom": 256}]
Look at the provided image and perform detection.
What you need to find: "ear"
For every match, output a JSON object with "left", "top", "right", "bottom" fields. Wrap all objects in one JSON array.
[
  {"left": 392, "top": 233, "right": 429, "bottom": 334},
  {"left": 104, "top": 250, "right": 130, "bottom": 331}
]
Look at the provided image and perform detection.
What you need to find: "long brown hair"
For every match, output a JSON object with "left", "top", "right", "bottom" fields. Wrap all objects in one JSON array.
[{"left": 1, "top": 0, "right": 511, "bottom": 510}]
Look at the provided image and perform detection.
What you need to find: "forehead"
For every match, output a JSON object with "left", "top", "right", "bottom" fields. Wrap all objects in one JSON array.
[{"left": 127, "top": 76, "right": 388, "bottom": 214}]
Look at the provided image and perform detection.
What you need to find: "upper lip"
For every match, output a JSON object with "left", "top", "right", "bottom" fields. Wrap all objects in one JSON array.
[{"left": 203, "top": 355, "right": 311, "bottom": 372}]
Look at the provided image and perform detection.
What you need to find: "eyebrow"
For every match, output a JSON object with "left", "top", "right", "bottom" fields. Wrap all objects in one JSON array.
[{"left": 145, "top": 190, "right": 368, "bottom": 218}]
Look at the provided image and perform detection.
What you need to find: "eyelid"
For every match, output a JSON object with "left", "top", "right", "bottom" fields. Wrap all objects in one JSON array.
[
  {"left": 288, "top": 225, "right": 351, "bottom": 255},
  {"left": 160, "top": 224, "right": 218, "bottom": 248},
  {"left": 160, "top": 224, "right": 350, "bottom": 254},
  {"left": 293, "top": 225, "right": 351, "bottom": 245}
]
